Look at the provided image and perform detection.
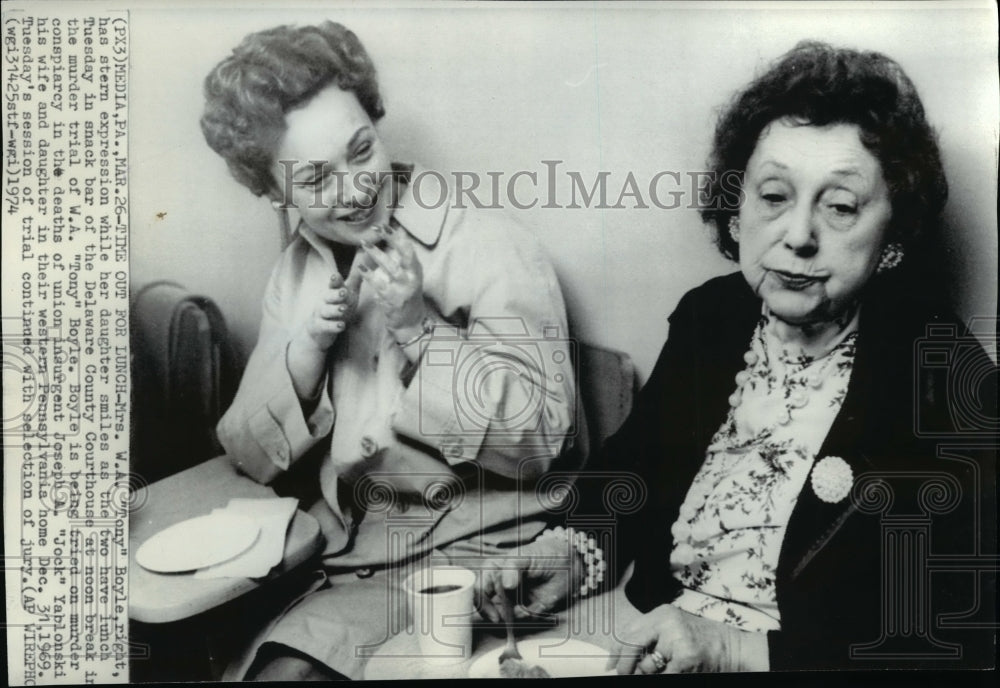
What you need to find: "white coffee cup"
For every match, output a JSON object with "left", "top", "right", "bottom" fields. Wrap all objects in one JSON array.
[{"left": 404, "top": 565, "right": 476, "bottom": 665}]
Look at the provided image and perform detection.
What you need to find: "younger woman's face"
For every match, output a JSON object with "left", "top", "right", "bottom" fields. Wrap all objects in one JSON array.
[
  {"left": 271, "top": 84, "right": 394, "bottom": 246},
  {"left": 737, "top": 120, "right": 893, "bottom": 326}
]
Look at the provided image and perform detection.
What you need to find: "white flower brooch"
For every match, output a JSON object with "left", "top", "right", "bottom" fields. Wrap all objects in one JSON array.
[{"left": 811, "top": 456, "right": 854, "bottom": 504}]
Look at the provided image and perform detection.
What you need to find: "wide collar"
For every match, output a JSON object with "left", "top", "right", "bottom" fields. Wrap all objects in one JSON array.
[
  {"left": 389, "top": 162, "right": 449, "bottom": 248},
  {"left": 295, "top": 162, "right": 449, "bottom": 267}
]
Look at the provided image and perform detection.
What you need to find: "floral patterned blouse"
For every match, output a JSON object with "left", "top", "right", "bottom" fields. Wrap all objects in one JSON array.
[{"left": 668, "top": 306, "right": 860, "bottom": 632}]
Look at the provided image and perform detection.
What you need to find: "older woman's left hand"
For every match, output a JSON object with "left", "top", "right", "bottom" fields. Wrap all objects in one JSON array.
[
  {"left": 359, "top": 224, "right": 426, "bottom": 334},
  {"left": 607, "top": 604, "right": 769, "bottom": 674}
]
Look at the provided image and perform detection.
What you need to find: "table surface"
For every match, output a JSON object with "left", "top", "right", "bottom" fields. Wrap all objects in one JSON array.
[
  {"left": 129, "top": 456, "right": 324, "bottom": 624},
  {"left": 363, "top": 586, "right": 643, "bottom": 680}
]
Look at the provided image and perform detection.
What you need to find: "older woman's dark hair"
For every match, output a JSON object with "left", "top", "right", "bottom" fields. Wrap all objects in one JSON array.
[
  {"left": 702, "top": 41, "right": 948, "bottom": 261},
  {"left": 201, "top": 21, "right": 385, "bottom": 198}
]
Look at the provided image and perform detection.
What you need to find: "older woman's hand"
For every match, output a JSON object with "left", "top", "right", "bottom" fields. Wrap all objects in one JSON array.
[
  {"left": 359, "top": 224, "right": 426, "bottom": 335},
  {"left": 607, "top": 604, "right": 769, "bottom": 674},
  {"left": 474, "top": 536, "right": 585, "bottom": 624}
]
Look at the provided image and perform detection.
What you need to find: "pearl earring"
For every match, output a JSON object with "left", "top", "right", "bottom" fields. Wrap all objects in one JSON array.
[
  {"left": 728, "top": 216, "right": 740, "bottom": 242},
  {"left": 877, "top": 242, "right": 904, "bottom": 273}
]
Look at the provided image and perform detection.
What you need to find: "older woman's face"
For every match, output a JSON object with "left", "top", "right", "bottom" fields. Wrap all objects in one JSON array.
[
  {"left": 271, "top": 84, "right": 394, "bottom": 246},
  {"left": 737, "top": 120, "right": 892, "bottom": 326}
]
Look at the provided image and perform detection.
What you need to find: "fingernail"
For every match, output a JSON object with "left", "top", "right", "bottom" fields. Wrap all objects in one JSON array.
[
  {"left": 358, "top": 264, "right": 369, "bottom": 273},
  {"left": 338, "top": 305, "right": 346, "bottom": 314},
  {"left": 336, "top": 322, "right": 344, "bottom": 330},
  {"left": 340, "top": 289, "right": 347, "bottom": 298},
  {"left": 373, "top": 225, "right": 384, "bottom": 234},
  {"left": 384, "top": 225, "right": 395, "bottom": 235}
]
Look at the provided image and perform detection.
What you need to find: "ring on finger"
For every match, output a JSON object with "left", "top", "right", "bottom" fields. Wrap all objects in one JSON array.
[{"left": 647, "top": 650, "right": 667, "bottom": 673}]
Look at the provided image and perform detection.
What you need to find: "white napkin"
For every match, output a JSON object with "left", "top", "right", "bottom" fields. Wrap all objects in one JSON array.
[{"left": 194, "top": 497, "right": 299, "bottom": 579}]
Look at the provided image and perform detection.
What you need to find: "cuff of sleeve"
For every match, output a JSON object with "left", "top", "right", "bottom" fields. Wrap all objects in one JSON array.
[
  {"left": 249, "top": 353, "right": 335, "bottom": 472},
  {"left": 732, "top": 628, "right": 770, "bottom": 672},
  {"left": 391, "top": 339, "right": 488, "bottom": 465}
]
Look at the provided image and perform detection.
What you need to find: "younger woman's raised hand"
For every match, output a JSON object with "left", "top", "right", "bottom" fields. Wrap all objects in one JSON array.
[
  {"left": 300, "top": 269, "right": 362, "bottom": 353},
  {"left": 359, "top": 224, "right": 426, "bottom": 333}
]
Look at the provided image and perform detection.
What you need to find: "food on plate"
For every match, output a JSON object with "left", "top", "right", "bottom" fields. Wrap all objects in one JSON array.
[{"left": 499, "top": 657, "right": 552, "bottom": 679}]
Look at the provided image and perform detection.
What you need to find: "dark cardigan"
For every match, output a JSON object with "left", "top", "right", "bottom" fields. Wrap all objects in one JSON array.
[{"left": 579, "top": 271, "right": 996, "bottom": 670}]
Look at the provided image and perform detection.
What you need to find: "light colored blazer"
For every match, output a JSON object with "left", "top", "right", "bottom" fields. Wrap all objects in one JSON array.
[{"left": 217, "top": 164, "right": 580, "bottom": 566}]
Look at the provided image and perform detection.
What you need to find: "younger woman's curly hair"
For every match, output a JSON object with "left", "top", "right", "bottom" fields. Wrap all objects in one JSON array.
[
  {"left": 200, "top": 21, "right": 385, "bottom": 198},
  {"left": 701, "top": 41, "right": 948, "bottom": 261}
]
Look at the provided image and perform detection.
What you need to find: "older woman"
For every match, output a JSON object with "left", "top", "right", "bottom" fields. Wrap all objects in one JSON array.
[
  {"left": 200, "top": 22, "right": 577, "bottom": 680},
  {"left": 477, "top": 41, "right": 996, "bottom": 672}
]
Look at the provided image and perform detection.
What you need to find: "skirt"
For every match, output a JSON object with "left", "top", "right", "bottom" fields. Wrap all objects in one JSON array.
[{"left": 222, "top": 517, "right": 519, "bottom": 680}]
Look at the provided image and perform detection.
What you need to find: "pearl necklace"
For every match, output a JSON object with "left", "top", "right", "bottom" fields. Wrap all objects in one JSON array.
[{"left": 727, "top": 312, "right": 859, "bottom": 432}]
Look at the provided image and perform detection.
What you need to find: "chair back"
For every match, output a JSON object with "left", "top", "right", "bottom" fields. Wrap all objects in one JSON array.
[
  {"left": 131, "top": 281, "right": 242, "bottom": 484},
  {"left": 576, "top": 342, "right": 636, "bottom": 460}
]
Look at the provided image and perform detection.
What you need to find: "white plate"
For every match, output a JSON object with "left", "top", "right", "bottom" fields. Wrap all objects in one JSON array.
[
  {"left": 468, "top": 638, "right": 615, "bottom": 679},
  {"left": 136, "top": 512, "right": 260, "bottom": 573}
]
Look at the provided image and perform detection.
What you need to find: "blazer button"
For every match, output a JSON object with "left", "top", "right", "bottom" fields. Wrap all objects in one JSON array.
[
  {"left": 355, "top": 567, "right": 374, "bottom": 579},
  {"left": 443, "top": 436, "right": 464, "bottom": 459},
  {"left": 360, "top": 436, "right": 378, "bottom": 458}
]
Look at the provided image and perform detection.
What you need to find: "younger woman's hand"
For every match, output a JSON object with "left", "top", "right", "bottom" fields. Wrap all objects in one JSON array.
[
  {"left": 297, "top": 270, "right": 362, "bottom": 353},
  {"left": 359, "top": 224, "right": 426, "bottom": 334},
  {"left": 474, "top": 536, "right": 585, "bottom": 623},
  {"left": 286, "top": 269, "right": 362, "bottom": 401}
]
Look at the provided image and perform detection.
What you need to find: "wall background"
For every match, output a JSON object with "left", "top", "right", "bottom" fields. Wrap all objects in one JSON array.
[{"left": 129, "top": 2, "right": 998, "bottom": 383}]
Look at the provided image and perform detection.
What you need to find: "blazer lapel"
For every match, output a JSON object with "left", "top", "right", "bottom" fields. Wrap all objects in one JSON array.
[{"left": 779, "top": 306, "right": 883, "bottom": 581}]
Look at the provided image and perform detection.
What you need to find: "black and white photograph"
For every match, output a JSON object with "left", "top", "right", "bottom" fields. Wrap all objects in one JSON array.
[{"left": 3, "top": 1, "right": 997, "bottom": 684}]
